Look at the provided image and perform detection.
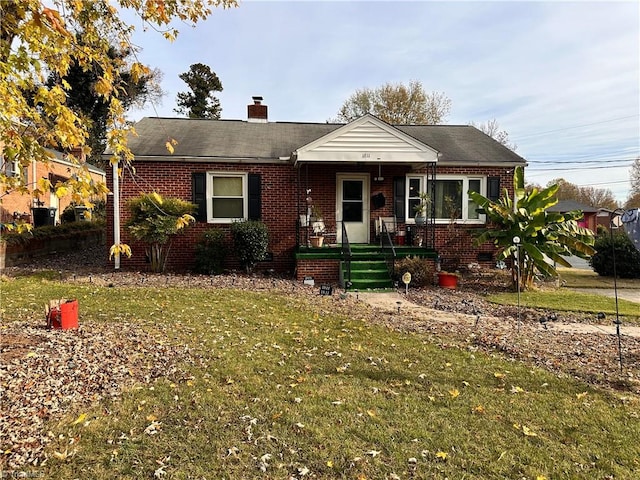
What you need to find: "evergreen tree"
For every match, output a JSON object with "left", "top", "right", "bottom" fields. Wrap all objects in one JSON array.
[{"left": 174, "top": 63, "right": 223, "bottom": 119}]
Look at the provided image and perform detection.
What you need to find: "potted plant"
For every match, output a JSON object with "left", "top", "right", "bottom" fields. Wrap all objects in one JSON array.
[
  {"left": 413, "top": 192, "right": 431, "bottom": 226},
  {"left": 310, "top": 205, "right": 323, "bottom": 222},
  {"left": 309, "top": 219, "right": 325, "bottom": 248},
  {"left": 436, "top": 270, "right": 460, "bottom": 289}
]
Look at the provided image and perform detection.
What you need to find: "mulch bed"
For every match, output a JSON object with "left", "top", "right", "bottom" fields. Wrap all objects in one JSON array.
[{"left": 1, "top": 248, "right": 638, "bottom": 469}]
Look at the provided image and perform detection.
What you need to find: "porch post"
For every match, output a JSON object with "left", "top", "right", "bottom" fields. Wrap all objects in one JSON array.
[{"left": 296, "top": 165, "right": 300, "bottom": 247}]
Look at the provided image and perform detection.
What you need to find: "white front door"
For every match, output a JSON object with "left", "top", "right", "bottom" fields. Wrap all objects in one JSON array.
[{"left": 337, "top": 173, "right": 369, "bottom": 243}]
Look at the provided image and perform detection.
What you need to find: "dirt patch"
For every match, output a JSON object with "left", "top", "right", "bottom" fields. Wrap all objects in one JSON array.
[{"left": 1, "top": 333, "right": 45, "bottom": 363}]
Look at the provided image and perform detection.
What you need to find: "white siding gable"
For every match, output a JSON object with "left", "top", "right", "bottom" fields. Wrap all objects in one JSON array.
[{"left": 294, "top": 114, "right": 438, "bottom": 166}]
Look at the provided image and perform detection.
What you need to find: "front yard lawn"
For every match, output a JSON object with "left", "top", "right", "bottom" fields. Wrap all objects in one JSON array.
[{"left": 1, "top": 275, "right": 639, "bottom": 479}]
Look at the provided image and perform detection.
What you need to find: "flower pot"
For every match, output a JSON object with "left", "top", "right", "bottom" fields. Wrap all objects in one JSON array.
[
  {"left": 309, "top": 236, "right": 324, "bottom": 248},
  {"left": 437, "top": 272, "right": 458, "bottom": 289}
]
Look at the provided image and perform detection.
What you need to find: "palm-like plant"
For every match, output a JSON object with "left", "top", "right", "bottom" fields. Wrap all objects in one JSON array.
[
  {"left": 470, "top": 167, "right": 595, "bottom": 290},
  {"left": 127, "top": 192, "right": 195, "bottom": 273}
]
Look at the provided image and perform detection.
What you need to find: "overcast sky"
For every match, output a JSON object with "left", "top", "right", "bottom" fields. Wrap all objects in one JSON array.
[{"left": 126, "top": 0, "right": 639, "bottom": 203}]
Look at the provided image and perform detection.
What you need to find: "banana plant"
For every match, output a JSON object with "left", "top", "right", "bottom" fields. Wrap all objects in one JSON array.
[{"left": 470, "top": 166, "right": 595, "bottom": 290}]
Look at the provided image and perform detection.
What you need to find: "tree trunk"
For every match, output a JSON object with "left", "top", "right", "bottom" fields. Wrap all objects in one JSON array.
[
  {"left": 147, "top": 243, "right": 166, "bottom": 273},
  {"left": 0, "top": 3, "right": 23, "bottom": 63}
]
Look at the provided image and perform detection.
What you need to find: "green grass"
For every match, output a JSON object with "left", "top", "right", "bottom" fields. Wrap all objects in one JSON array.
[
  {"left": 485, "top": 268, "right": 639, "bottom": 325},
  {"left": 557, "top": 268, "right": 640, "bottom": 289},
  {"left": 486, "top": 290, "right": 640, "bottom": 321},
  {"left": 2, "top": 275, "right": 640, "bottom": 479}
]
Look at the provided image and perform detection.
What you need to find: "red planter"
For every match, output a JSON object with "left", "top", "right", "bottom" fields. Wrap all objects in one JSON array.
[{"left": 437, "top": 272, "right": 458, "bottom": 289}]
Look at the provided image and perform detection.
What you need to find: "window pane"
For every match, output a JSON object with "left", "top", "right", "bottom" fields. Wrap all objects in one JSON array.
[
  {"left": 343, "top": 180, "right": 362, "bottom": 201},
  {"left": 468, "top": 179, "right": 481, "bottom": 220},
  {"left": 212, "top": 198, "right": 243, "bottom": 218},
  {"left": 213, "top": 176, "right": 243, "bottom": 196},
  {"left": 408, "top": 178, "right": 421, "bottom": 198},
  {"left": 408, "top": 178, "right": 424, "bottom": 219},
  {"left": 434, "top": 180, "right": 462, "bottom": 219},
  {"left": 408, "top": 198, "right": 421, "bottom": 216},
  {"left": 343, "top": 202, "right": 363, "bottom": 222}
]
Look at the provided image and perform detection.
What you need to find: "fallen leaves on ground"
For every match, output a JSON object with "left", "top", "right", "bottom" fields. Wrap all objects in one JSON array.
[{"left": 0, "top": 318, "right": 191, "bottom": 469}]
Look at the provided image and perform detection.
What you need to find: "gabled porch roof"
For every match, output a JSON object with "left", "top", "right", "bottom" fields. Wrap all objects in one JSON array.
[{"left": 292, "top": 114, "right": 439, "bottom": 168}]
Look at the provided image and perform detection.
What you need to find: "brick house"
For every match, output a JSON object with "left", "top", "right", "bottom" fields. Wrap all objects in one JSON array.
[
  {"left": 548, "top": 200, "right": 598, "bottom": 232},
  {"left": 105, "top": 97, "right": 526, "bottom": 287},
  {"left": 1, "top": 148, "right": 105, "bottom": 226}
]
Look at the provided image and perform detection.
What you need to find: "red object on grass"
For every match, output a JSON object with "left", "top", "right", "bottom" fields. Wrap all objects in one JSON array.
[{"left": 48, "top": 299, "right": 79, "bottom": 330}]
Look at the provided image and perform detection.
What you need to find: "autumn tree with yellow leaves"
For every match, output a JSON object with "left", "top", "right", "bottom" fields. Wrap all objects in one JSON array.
[{"left": 0, "top": 0, "right": 237, "bottom": 228}]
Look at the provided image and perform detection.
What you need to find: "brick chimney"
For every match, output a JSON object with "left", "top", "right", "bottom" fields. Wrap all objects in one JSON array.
[
  {"left": 67, "top": 147, "right": 86, "bottom": 162},
  {"left": 247, "top": 96, "right": 268, "bottom": 123}
]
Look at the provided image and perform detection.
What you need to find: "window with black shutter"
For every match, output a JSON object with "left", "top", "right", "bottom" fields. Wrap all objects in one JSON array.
[
  {"left": 393, "top": 176, "right": 405, "bottom": 220},
  {"left": 195, "top": 172, "right": 261, "bottom": 222},
  {"left": 192, "top": 172, "right": 206, "bottom": 221},
  {"left": 248, "top": 173, "right": 261, "bottom": 220},
  {"left": 487, "top": 176, "right": 501, "bottom": 202}
]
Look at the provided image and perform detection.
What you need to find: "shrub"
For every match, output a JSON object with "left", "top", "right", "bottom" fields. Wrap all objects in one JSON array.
[
  {"left": 230, "top": 220, "right": 269, "bottom": 273},
  {"left": 393, "top": 256, "right": 434, "bottom": 287},
  {"left": 596, "top": 224, "right": 608, "bottom": 236},
  {"left": 590, "top": 232, "right": 640, "bottom": 278},
  {"left": 194, "top": 228, "right": 228, "bottom": 275},
  {"left": 0, "top": 220, "right": 105, "bottom": 245},
  {"left": 60, "top": 205, "right": 77, "bottom": 223},
  {"left": 60, "top": 200, "right": 106, "bottom": 224}
]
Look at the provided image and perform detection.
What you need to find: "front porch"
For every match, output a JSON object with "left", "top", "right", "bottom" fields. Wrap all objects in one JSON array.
[{"left": 290, "top": 114, "right": 441, "bottom": 289}]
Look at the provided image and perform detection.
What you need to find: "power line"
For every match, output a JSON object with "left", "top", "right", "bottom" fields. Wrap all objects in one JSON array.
[
  {"left": 578, "top": 180, "right": 630, "bottom": 187},
  {"left": 517, "top": 114, "right": 639, "bottom": 139},
  {"left": 527, "top": 164, "right": 630, "bottom": 172},
  {"left": 525, "top": 173, "right": 631, "bottom": 188},
  {"left": 530, "top": 158, "right": 634, "bottom": 165}
]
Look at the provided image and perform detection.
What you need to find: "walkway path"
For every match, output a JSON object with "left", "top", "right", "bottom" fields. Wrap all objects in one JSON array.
[{"left": 358, "top": 291, "right": 640, "bottom": 339}]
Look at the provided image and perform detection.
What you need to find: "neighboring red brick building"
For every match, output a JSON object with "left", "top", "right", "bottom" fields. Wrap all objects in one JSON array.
[
  {"left": 1, "top": 148, "right": 105, "bottom": 226},
  {"left": 105, "top": 98, "right": 526, "bottom": 284}
]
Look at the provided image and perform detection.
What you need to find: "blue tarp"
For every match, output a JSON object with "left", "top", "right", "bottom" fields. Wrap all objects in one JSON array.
[{"left": 622, "top": 208, "right": 640, "bottom": 253}]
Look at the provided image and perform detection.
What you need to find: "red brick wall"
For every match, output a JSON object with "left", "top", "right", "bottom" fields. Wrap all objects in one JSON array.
[
  {"left": 107, "top": 161, "right": 299, "bottom": 273},
  {"left": 1, "top": 160, "right": 105, "bottom": 224},
  {"left": 106, "top": 161, "right": 515, "bottom": 274},
  {"left": 295, "top": 259, "right": 341, "bottom": 284}
]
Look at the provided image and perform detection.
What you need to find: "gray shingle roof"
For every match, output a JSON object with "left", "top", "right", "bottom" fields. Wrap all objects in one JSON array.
[
  {"left": 548, "top": 200, "right": 599, "bottom": 213},
  {"left": 123, "top": 117, "right": 527, "bottom": 166}
]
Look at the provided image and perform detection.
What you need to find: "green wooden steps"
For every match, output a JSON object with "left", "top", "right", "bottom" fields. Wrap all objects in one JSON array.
[{"left": 341, "top": 246, "right": 394, "bottom": 290}]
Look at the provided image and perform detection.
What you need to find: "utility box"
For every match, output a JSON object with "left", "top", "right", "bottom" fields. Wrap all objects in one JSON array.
[
  {"left": 46, "top": 299, "right": 79, "bottom": 330},
  {"left": 74, "top": 206, "right": 90, "bottom": 222}
]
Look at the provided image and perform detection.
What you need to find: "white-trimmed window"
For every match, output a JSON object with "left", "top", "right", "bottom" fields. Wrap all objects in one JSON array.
[
  {"left": 406, "top": 175, "right": 485, "bottom": 223},
  {"left": 207, "top": 172, "right": 248, "bottom": 223},
  {"left": 2, "top": 159, "right": 22, "bottom": 179}
]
